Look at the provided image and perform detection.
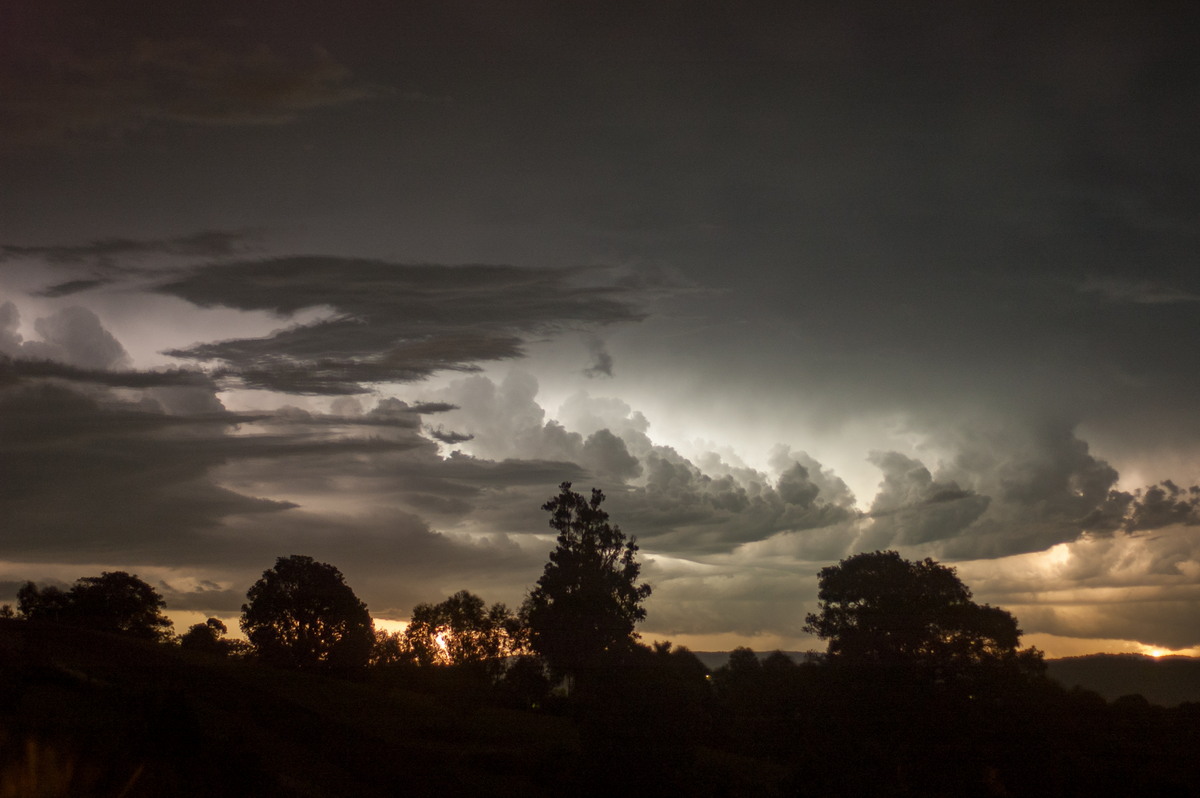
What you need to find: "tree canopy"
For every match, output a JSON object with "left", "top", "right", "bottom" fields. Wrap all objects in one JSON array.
[
  {"left": 525, "top": 482, "right": 651, "bottom": 681},
  {"left": 241, "top": 555, "right": 374, "bottom": 672},
  {"left": 803, "top": 550, "right": 1042, "bottom": 677},
  {"left": 17, "top": 571, "right": 173, "bottom": 641},
  {"left": 180, "top": 617, "right": 239, "bottom": 655},
  {"left": 402, "top": 589, "right": 521, "bottom": 679}
]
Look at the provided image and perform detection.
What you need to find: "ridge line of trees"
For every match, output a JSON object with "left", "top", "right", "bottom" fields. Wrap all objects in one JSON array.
[
  {"left": 7, "top": 482, "right": 1044, "bottom": 684},
  {"left": 11, "top": 483, "right": 1200, "bottom": 795}
]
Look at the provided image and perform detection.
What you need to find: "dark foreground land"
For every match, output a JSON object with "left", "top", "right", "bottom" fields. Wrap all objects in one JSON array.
[
  {"left": 0, "top": 620, "right": 777, "bottom": 797},
  {"left": 3, "top": 620, "right": 1200, "bottom": 797}
]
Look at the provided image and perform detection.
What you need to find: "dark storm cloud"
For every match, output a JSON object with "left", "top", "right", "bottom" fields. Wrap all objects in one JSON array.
[
  {"left": 427, "top": 427, "right": 474, "bottom": 445},
  {"left": 3, "top": 230, "right": 256, "bottom": 269},
  {"left": 0, "top": 302, "right": 218, "bottom": 392},
  {"left": 0, "top": 1, "right": 375, "bottom": 150},
  {"left": 117, "top": 40, "right": 372, "bottom": 126},
  {"left": 983, "top": 522, "right": 1200, "bottom": 650},
  {"left": 0, "top": 378, "right": 459, "bottom": 567},
  {"left": 0, "top": 310, "right": 449, "bottom": 570},
  {"left": 157, "top": 258, "right": 642, "bottom": 322},
  {"left": 35, "top": 279, "right": 112, "bottom": 298},
  {"left": 157, "top": 582, "right": 244, "bottom": 615},
  {"left": 1023, "top": 599, "right": 1200, "bottom": 652},
  {"left": 612, "top": 451, "right": 859, "bottom": 556},
  {"left": 1080, "top": 276, "right": 1200, "bottom": 306},
  {"left": 0, "top": 381, "right": 288, "bottom": 562},
  {"left": 157, "top": 257, "right": 646, "bottom": 394},
  {"left": 1082, "top": 481, "right": 1200, "bottom": 534},
  {"left": 1123, "top": 482, "right": 1200, "bottom": 531},
  {"left": 0, "top": 304, "right": 129, "bottom": 370},
  {"left": 424, "top": 374, "right": 859, "bottom": 555},
  {"left": 0, "top": 358, "right": 215, "bottom": 391},
  {"left": 251, "top": 399, "right": 461, "bottom": 432},
  {"left": 143, "top": 503, "right": 549, "bottom": 621},
  {"left": 4, "top": 1, "right": 1198, "bottom": 650},
  {"left": 583, "top": 338, "right": 614, "bottom": 378},
  {"left": 862, "top": 451, "right": 991, "bottom": 546},
  {"left": 199, "top": 329, "right": 527, "bottom": 395}
]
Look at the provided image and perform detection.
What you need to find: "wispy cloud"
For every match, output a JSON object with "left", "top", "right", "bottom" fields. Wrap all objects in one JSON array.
[{"left": 2, "top": 231, "right": 261, "bottom": 293}]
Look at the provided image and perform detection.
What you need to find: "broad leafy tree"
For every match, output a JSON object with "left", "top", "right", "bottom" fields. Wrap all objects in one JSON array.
[
  {"left": 803, "top": 550, "right": 1042, "bottom": 677},
  {"left": 180, "top": 617, "right": 233, "bottom": 654},
  {"left": 17, "top": 582, "right": 71, "bottom": 623},
  {"left": 241, "top": 555, "right": 374, "bottom": 671},
  {"left": 525, "top": 482, "right": 651, "bottom": 682},
  {"left": 370, "top": 629, "right": 406, "bottom": 667},
  {"left": 402, "top": 590, "right": 521, "bottom": 680},
  {"left": 18, "top": 571, "right": 173, "bottom": 640}
]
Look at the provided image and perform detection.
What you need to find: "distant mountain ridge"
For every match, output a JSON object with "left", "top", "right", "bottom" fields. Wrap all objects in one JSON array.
[
  {"left": 690, "top": 650, "right": 816, "bottom": 671},
  {"left": 692, "top": 650, "right": 1200, "bottom": 707},
  {"left": 1046, "top": 654, "right": 1200, "bottom": 707}
]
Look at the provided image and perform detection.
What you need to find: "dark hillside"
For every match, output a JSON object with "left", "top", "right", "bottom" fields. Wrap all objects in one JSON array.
[
  {"left": 0, "top": 621, "right": 786, "bottom": 797},
  {"left": 0, "top": 619, "right": 577, "bottom": 797},
  {"left": 1047, "top": 654, "right": 1200, "bottom": 707}
]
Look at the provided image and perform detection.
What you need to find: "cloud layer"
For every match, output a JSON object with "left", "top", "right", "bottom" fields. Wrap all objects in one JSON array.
[
  {"left": 4, "top": 3, "right": 1198, "bottom": 655},
  {"left": 2, "top": 258, "right": 1199, "bottom": 652},
  {"left": 153, "top": 257, "right": 645, "bottom": 394}
]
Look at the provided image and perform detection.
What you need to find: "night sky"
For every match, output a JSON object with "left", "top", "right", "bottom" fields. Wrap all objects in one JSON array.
[{"left": 3, "top": 1, "right": 1199, "bottom": 656}]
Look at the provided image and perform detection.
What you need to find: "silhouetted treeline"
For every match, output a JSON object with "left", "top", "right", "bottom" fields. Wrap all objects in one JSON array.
[
  {"left": 705, "top": 648, "right": 1200, "bottom": 797},
  {"left": 6, "top": 489, "right": 1200, "bottom": 796}
]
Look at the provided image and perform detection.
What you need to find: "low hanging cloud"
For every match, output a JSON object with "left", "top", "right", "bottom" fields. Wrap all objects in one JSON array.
[
  {"left": 0, "top": 381, "right": 288, "bottom": 563},
  {"left": 959, "top": 524, "right": 1200, "bottom": 651},
  {"left": 860, "top": 450, "right": 991, "bottom": 547},
  {"left": 157, "top": 257, "right": 646, "bottom": 394}
]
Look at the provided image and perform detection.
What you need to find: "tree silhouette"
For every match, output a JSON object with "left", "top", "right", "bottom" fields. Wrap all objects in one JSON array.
[
  {"left": 804, "top": 550, "right": 1042, "bottom": 678},
  {"left": 180, "top": 617, "right": 233, "bottom": 654},
  {"left": 16, "top": 582, "right": 71, "bottom": 623},
  {"left": 241, "top": 555, "right": 374, "bottom": 672},
  {"left": 525, "top": 482, "right": 651, "bottom": 684},
  {"left": 402, "top": 590, "right": 521, "bottom": 680},
  {"left": 17, "top": 571, "right": 172, "bottom": 640},
  {"left": 370, "top": 629, "right": 406, "bottom": 667}
]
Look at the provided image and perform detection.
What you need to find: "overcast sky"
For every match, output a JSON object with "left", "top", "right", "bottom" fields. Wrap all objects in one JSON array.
[{"left": 3, "top": 1, "right": 1199, "bottom": 656}]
